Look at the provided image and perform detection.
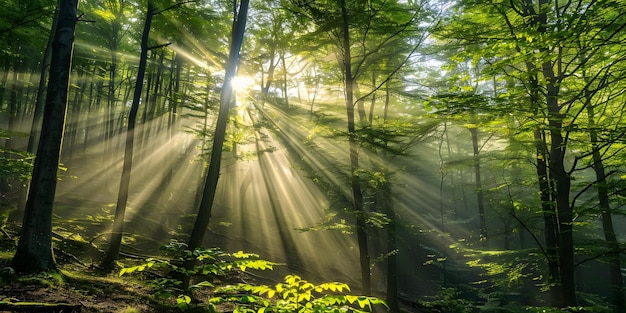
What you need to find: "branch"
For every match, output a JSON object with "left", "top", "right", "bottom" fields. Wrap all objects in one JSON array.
[
  {"left": 0, "top": 11, "right": 54, "bottom": 35},
  {"left": 153, "top": 0, "right": 197, "bottom": 15},
  {"left": 77, "top": 13, "right": 95, "bottom": 23},
  {"left": 570, "top": 170, "right": 618, "bottom": 209},
  {"left": 148, "top": 42, "right": 172, "bottom": 50},
  {"left": 575, "top": 247, "right": 626, "bottom": 267},
  {"left": 353, "top": 33, "right": 425, "bottom": 105},
  {"left": 509, "top": 213, "right": 550, "bottom": 263}
]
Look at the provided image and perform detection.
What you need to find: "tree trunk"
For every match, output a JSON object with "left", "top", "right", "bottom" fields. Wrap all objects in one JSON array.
[
  {"left": 340, "top": 0, "right": 371, "bottom": 295},
  {"left": 368, "top": 71, "right": 376, "bottom": 125},
  {"left": 542, "top": 60, "right": 575, "bottom": 306},
  {"left": 279, "top": 51, "right": 289, "bottom": 108},
  {"left": 469, "top": 127, "right": 487, "bottom": 246},
  {"left": 12, "top": 0, "right": 78, "bottom": 274},
  {"left": 101, "top": 1, "right": 154, "bottom": 271},
  {"left": 384, "top": 191, "right": 399, "bottom": 313},
  {"left": 186, "top": 0, "right": 250, "bottom": 252},
  {"left": 0, "top": 58, "right": 10, "bottom": 109},
  {"left": 261, "top": 44, "right": 277, "bottom": 105},
  {"left": 587, "top": 103, "right": 625, "bottom": 312},
  {"left": 28, "top": 0, "right": 60, "bottom": 155}
]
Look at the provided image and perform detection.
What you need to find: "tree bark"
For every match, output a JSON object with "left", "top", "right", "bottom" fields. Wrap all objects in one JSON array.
[
  {"left": 383, "top": 187, "right": 399, "bottom": 312},
  {"left": 186, "top": 0, "right": 250, "bottom": 252},
  {"left": 586, "top": 102, "right": 625, "bottom": 312},
  {"left": 101, "top": 1, "right": 154, "bottom": 271},
  {"left": 27, "top": 0, "right": 60, "bottom": 155},
  {"left": 542, "top": 60, "right": 576, "bottom": 306},
  {"left": 12, "top": 0, "right": 78, "bottom": 274},
  {"left": 469, "top": 127, "right": 487, "bottom": 246},
  {"left": 340, "top": 0, "right": 371, "bottom": 295}
]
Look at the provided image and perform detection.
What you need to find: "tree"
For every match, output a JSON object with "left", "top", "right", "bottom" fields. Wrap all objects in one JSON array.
[
  {"left": 12, "top": 0, "right": 78, "bottom": 274},
  {"left": 438, "top": 0, "right": 626, "bottom": 307},
  {"left": 100, "top": 0, "right": 157, "bottom": 271},
  {"left": 186, "top": 0, "right": 250, "bottom": 255},
  {"left": 288, "top": 0, "right": 425, "bottom": 296}
]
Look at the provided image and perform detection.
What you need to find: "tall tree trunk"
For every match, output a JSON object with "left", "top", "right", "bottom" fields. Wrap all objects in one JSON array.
[
  {"left": 186, "top": 0, "right": 250, "bottom": 252},
  {"left": 340, "top": 0, "right": 371, "bottom": 295},
  {"left": 101, "top": 1, "right": 154, "bottom": 271},
  {"left": 0, "top": 58, "right": 10, "bottom": 109},
  {"left": 368, "top": 71, "right": 376, "bottom": 125},
  {"left": 382, "top": 86, "right": 398, "bottom": 312},
  {"left": 12, "top": 0, "right": 78, "bottom": 274},
  {"left": 28, "top": 0, "right": 59, "bottom": 155},
  {"left": 384, "top": 191, "right": 399, "bottom": 313},
  {"left": 279, "top": 51, "right": 289, "bottom": 108},
  {"left": 543, "top": 65, "right": 575, "bottom": 307},
  {"left": 526, "top": 0, "right": 576, "bottom": 305},
  {"left": 65, "top": 70, "right": 86, "bottom": 164},
  {"left": 438, "top": 122, "right": 449, "bottom": 286},
  {"left": 469, "top": 127, "right": 487, "bottom": 246},
  {"left": 261, "top": 44, "right": 277, "bottom": 105},
  {"left": 355, "top": 83, "right": 366, "bottom": 122},
  {"left": 587, "top": 102, "right": 625, "bottom": 312}
]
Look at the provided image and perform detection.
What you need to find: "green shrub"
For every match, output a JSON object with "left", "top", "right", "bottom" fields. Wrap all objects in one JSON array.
[
  {"left": 209, "top": 274, "right": 386, "bottom": 313},
  {"left": 119, "top": 241, "right": 277, "bottom": 310},
  {"left": 419, "top": 288, "right": 475, "bottom": 313}
]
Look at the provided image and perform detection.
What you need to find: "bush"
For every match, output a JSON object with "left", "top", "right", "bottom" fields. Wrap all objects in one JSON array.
[{"left": 209, "top": 274, "right": 386, "bottom": 313}]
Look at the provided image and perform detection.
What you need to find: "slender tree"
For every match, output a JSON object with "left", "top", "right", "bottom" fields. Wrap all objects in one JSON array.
[
  {"left": 100, "top": 0, "right": 155, "bottom": 271},
  {"left": 186, "top": 0, "right": 250, "bottom": 253}
]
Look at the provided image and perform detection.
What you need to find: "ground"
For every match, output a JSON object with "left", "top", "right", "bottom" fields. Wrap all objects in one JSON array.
[
  {"left": 0, "top": 260, "right": 180, "bottom": 313},
  {"left": 0, "top": 222, "right": 191, "bottom": 313}
]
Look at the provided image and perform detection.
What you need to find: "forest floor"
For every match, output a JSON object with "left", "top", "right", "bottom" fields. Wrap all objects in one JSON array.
[
  {"left": 0, "top": 248, "right": 187, "bottom": 313},
  {"left": 0, "top": 223, "right": 232, "bottom": 313},
  {"left": 0, "top": 260, "right": 182, "bottom": 313}
]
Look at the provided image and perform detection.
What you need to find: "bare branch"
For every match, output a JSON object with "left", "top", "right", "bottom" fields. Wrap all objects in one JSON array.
[
  {"left": 509, "top": 213, "right": 550, "bottom": 263},
  {"left": 148, "top": 42, "right": 172, "bottom": 50},
  {"left": 153, "top": 0, "right": 197, "bottom": 15}
]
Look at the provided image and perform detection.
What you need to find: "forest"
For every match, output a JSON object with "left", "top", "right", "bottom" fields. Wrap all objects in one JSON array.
[{"left": 0, "top": 0, "right": 625, "bottom": 312}]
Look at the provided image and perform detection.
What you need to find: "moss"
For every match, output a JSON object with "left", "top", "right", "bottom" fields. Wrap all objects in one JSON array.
[{"left": 19, "top": 270, "right": 64, "bottom": 287}]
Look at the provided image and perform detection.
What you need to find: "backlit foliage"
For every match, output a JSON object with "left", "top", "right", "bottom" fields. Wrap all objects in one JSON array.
[{"left": 209, "top": 274, "right": 387, "bottom": 313}]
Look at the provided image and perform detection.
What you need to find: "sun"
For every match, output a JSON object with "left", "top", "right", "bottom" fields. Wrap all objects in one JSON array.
[{"left": 231, "top": 75, "right": 256, "bottom": 93}]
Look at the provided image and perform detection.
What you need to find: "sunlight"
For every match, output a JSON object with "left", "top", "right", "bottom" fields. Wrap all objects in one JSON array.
[{"left": 231, "top": 75, "right": 256, "bottom": 93}]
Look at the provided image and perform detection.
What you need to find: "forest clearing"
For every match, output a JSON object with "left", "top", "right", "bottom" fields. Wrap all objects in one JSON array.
[{"left": 1, "top": 0, "right": 626, "bottom": 312}]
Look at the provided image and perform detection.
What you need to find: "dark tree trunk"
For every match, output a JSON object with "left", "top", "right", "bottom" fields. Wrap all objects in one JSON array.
[
  {"left": 534, "top": 128, "right": 561, "bottom": 305},
  {"left": 469, "top": 127, "right": 487, "bottom": 246},
  {"left": 28, "top": 0, "right": 59, "bottom": 155},
  {"left": 101, "top": 1, "right": 154, "bottom": 271},
  {"left": 384, "top": 189, "right": 399, "bottom": 312},
  {"left": 541, "top": 55, "right": 576, "bottom": 307},
  {"left": 261, "top": 44, "right": 277, "bottom": 104},
  {"left": 186, "top": 0, "right": 250, "bottom": 252},
  {"left": 12, "top": 0, "right": 78, "bottom": 274},
  {"left": 368, "top": 71, "right": 376, "bottom": 125},
  {"left": 587, "top": 103, "right": 625, "bottom": 312},
  {"left": 0, "top": 58, "right": 9, "bottom": 109},
  {"left": 279, "top": 51, "right": 289, "bottom": 108},
  {"left": 340, "top": 0, "right": 371, "bottom": 295}
]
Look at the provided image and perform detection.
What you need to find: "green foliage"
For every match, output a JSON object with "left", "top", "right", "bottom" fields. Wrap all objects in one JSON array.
[
  {"left": 0, "top": 147, "right": 33, "bottom": 182},
  {"left": 120, "top": 241, "right": 277, "bottom": 277},
  {"left": 209, "top": 274, "right": 387, "bottom": 313},
  {"left": 119, "top": 241, "right": 278, "bottom": 305},
  {"left": 418, "top": 288, "right": 475, "bottom": 313},
  {"left": 456, "top": 246, "right": 540, "bottom": 289}
]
